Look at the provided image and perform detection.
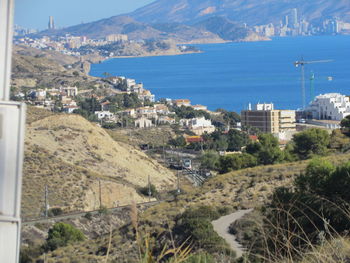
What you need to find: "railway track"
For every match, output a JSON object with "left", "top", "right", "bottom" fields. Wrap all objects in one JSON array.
[{"left": 22, "top": 200, "right": 161, "bottom": 225}]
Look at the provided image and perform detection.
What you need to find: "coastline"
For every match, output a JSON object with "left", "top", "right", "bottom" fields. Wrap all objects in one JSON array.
[
  {"left": 88, "top": 35, "right": 270, "bottom": 65},
  {"left": 105, "top": 50, "right": 203, "bottom": 60}
]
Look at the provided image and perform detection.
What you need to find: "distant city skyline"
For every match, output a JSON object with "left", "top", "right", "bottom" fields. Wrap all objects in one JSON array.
[{"left": 15, "top": 0, "right": 155, "bottom": 30}]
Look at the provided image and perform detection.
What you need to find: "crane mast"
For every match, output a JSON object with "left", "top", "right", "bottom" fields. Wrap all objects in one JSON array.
[{"left": 294, "top": 59, "right": 333, "bottom": 109}]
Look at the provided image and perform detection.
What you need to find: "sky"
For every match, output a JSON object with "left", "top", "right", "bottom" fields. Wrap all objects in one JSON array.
[{"left": 15, "top": 0, "right": 155, "bottom": 30}]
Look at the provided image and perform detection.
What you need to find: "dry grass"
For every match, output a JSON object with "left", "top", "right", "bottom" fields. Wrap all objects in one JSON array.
[
  {"left": 107, "top": 126, "right": 176, "bottom": 148},
  {"left": 26, "top": 106, "right": 55, "bottom": 124},
  {"left": 299, "top": 238, "right": 350, "bottom": 263},
  {"left": 26, "top": 114, "right": 175, "bottom": 189},
  {"left": 22, "top": 109, "right": 177, "bottom": 218},
  {"left": 22, "top": 145, "right": 148, "bottom": 219}
]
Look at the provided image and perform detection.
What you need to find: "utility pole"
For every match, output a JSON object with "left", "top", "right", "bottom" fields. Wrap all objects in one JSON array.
[
  {"left": 162, "top": 137, "right": 166, "bottom": 163},
  {"left": 148, "top": 175, "right": 152, "bottom": 202},
  {"left": 44, "top": 185, "right": 49, "bottom": 218},
  {"left": 99, "top": 179, "right": 102, "bottom": 209},
  {"left": 176, "top": 171, "right": 181, "bottom": 194}
]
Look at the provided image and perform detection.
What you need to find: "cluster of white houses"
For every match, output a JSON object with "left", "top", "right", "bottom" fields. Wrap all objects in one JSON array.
[
  {"left": 108, "top": 76, "right": 155, "bottom": 102},
  {"left": 25, "top": 86, "right": 80, "bottom": 113},
  {"left": 95, "top": 99, "right": 216, "bottom": 135},
  {"left": 26, "top": 78, "right": 349, "bottom": 137}
]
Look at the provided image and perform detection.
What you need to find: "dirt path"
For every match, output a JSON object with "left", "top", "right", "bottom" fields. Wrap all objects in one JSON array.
[{"left": 212, "top": 209, "right": 253, "bottom": 258}]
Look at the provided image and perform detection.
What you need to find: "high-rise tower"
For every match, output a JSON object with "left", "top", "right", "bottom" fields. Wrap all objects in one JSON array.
[
  {"left": 289, "top": 8, "right": 298, "bottom": 28},
  {"left": 48, "top": 16, "right": 55, "bottom": 30}
]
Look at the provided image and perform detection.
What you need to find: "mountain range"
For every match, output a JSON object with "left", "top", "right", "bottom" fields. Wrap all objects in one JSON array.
[
  {"left": 38, "top": 15, "right": 257, "bottom": 43},
  {"left": 35, "top": 0, "right": 350, "bottom": 44},
  {"left": 130, "top": 0, "right": 350, "bottom": 25}
]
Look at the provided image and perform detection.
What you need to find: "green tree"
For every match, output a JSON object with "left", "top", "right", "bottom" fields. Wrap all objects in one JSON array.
[
  {"left": 78, "top": 97, "right": 101, "bottom": 113},
  {"left": 174, "top": 106, "right": 210, "bottom": 120},
  {"left": 169, "top": 136, "right": 186, "bottom": 148},
  {"left": 295, "top": 158, "right": 335, "bottom": 193},
  {"left": 292, "top": 128, "right": 330, "bottom": 159},
  {"left": 246, "top": 134, "right": 283, "bottom": 165},
  {"left": 340, "top": 115, "right": 350, "bottom": 133},
  {"left": 200, "top": 151, "right": 220, "bottom": 170},
  {"left": 45, "top": 223, "right": 85, "bottom": 251},
  {"left": 226, "top": 129, "right": 249, "bottom": 151},
  {"left": 218, "top": 153, "right": 257, "bottom": 174}
]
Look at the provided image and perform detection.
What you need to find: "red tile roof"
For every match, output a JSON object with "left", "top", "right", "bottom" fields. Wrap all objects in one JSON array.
[{"left": 185, "top": 136, "right": 203, "bottom": 143}]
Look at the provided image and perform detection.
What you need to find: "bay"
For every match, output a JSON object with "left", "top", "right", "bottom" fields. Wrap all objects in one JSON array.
[{"left": 90, "top": 36, "right": 350, "bottom": 112}]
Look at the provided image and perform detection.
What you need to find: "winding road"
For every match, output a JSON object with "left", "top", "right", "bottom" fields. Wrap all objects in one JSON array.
[{"left": 212, "top": 209, "right": 253, "bottom": 258}]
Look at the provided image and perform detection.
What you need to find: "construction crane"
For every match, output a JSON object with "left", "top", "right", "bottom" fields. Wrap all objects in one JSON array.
[
  {"left": 294, "top": 58, "right": 333, "bottom": 109},
  {"left": 310, "top": 71, "right": 315, "bottom": 102}
]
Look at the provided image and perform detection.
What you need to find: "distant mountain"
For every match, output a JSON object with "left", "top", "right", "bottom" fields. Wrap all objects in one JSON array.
[
  {"left": 130, "top": 0, "right": 350, "bottom": 25},
  {"left": 194, "top": 16, "right": 250, "bottom": 41},
  {"left": 36, "top": 14, "right": 259, "bottom": 43},
  {"left": 38, "top": 16, "right": 162, "bottom": 40}
]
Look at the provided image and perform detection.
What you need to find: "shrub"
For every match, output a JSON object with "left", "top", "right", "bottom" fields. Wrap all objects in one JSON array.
[
  {"left": 48, "top": 207, "right": 63, "bottom": 217},
  {"left": 102, "top": 122, "right": 118, "bottom": 129},
  {"left": 84, "top": 212, "right": 93, "bottom": 220},
  {"left": 45, "top": 222, "right": 85, "bottom": 251},
  {"left": 173, "top": 206, "right": 229, "bottom": 252},
  {"left": 139, "top": 184, "right": 158, "bottom": 198},
  {"left": 218, "top": 153, "right": 257, "bottom": 174},
  {"left": 98, "top": 206, "right": 109, "bottom": 215},
  {"left": 261, "top": 159, "right": 350, "bottom": 259}
]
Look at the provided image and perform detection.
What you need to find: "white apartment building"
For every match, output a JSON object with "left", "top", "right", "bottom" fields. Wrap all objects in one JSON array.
[
  {"left": 180, "top": 117, "right": 215, "bottom": 135},
  {"left": 307, "top": 93, "right": 350, "bottom": 121},
  {"left": 126, "top": 79, "right": 136, "bottom": 88},
  {"left": 95, "top": 111, "right": 115, "bottom": 120},
  {"left": 60, "top": 86, "right": 78, "bottom": 97}
]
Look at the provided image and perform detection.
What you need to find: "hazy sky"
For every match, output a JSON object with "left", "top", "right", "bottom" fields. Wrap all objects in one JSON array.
[{"left": 15, "top": 0, "right": 155, "bottom": 30}]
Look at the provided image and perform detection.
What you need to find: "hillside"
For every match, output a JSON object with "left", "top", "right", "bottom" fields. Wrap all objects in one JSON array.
[
  {"left": 130, "top": 0, "right": 350, "bottom": 25},
  {"left": 11, "top": 45, "right": 97, "bottom": 90},
  {"left": 45, "top": 16, "right": 162, "bottom": 40},
  {"left": 194, "top": 16, "right": 256, "bottom": 41},
  {"left": 40, "top": 153, "right": 350, "bottom": 262},
  {"left": 22, "top": 108, "right": 176, "bottom": 218}
]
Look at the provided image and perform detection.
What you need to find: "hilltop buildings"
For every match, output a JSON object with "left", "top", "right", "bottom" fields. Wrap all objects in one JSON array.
[
  {"left": 241, "top": 103, "right": 296, "bottom": 134},
  {"left": 105, "top": 34, "right": 128, "bottom": 42}
]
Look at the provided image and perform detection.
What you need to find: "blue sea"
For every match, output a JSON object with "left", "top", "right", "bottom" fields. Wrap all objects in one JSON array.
[{"left": 90, "top": 36, "right": 350, "bottom": 112}]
